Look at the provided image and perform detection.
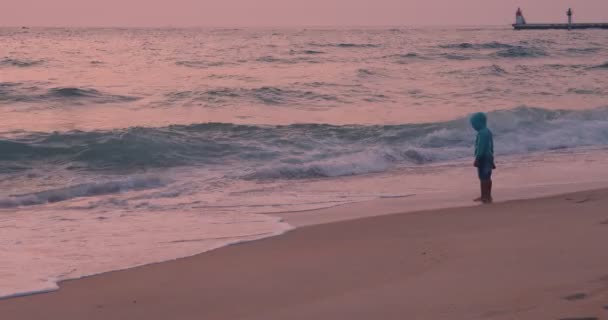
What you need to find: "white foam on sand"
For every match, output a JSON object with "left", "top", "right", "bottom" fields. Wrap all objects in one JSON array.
[{"left": 0, "top": 204, "right": 292, "bottom": 299}]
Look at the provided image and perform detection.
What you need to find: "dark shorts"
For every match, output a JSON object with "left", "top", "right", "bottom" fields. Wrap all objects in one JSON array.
[{"left": 477, "top": 160, "right": 493, "bottom": 181}]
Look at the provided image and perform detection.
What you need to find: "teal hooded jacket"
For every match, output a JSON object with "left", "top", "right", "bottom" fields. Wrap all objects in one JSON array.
[{"left": 470, "top": 112, "right": 494, "bottom": 162}]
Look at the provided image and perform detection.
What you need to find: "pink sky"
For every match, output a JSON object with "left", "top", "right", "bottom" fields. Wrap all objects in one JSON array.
[{"left": 3, "top": 0, "right": 608, "bottom": 27}]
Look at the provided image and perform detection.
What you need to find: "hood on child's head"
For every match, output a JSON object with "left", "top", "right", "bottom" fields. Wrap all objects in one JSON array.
[{"left": 470, "top": 112, "right": 487, "bottom": 131}]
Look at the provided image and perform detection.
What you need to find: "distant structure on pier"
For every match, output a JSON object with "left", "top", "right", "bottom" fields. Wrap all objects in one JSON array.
[
  {"left": 512, "top": 8, "right": 608, "bottom": 30},
  {"left": 515, "top": 8, "right": 526, "bottom": 25}
]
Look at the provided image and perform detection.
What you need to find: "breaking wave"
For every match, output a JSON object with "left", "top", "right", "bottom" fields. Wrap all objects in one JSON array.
[
  {"left": 166, "top": 86, "right": 340, "bottom": 106},
  {"left": 441, "top": 53, "right": 471, "bottom": 60},
  {"left": 290, "top": 50, "right": 325, "bottom": 55},
  {"left": 388, "top": 52, "right": 425, "bottom": 59},
  {"left": 447, "top": 64, "right": 508, "bottom": 77},
  {"left": 0, "top": 84, "right": 139, "bottom": 104},
  {"left": 567, "top": 88, "right": 604, "bottom": 95},
  {"left": 0, "top": 58, "right": 44, "bottom": 67},
  {"left": 2, "top": 107, "right": 608, "bottom": 179},
  {"left": 492, "top": 46, "right": 547, "bottom": 58},
  {"left": 589, "top": 61, "right": 608, "bottom": 69},
  {"left": 566, "top": 47, "right": 601, "bottom": 54},
  {"left": 440, "top": 41, "right": 516, "bottom": 50},
  {"left": 439, "top": 41, "right": 546, "bottom": 59},
  {"left": 0, "top": 176, "right": 165, "bottom": 208},
  {"left": 309, "top": 42, "right": 380, "bottom": 48},
  {"left": 176, "top": 60, "right": 228, "bottom": 68}
]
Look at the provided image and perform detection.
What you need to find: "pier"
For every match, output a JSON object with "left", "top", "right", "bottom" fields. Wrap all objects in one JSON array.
[
  {"left": 513, "top": 23, "right": 608, "bottom": 30},
  {"left": 512, "top": 8, "right": 608, "bottom": 30}
]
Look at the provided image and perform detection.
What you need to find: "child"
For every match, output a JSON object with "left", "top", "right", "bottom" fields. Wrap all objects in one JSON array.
[{"left": 470, "top": 112, "right": 495, "bottom": 203}]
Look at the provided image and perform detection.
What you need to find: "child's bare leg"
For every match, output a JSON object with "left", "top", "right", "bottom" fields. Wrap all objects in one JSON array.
[
  {"left": 474, "top": 181, "right": 483, "bottom": 202},
  {"left": 482, "top": 180, "right": 493, "bottom": 204}
]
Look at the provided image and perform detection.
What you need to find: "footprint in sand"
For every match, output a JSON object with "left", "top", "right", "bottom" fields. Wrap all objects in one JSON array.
[
  {"left": 565, "top": 197, "right": 592, "bottom": 204},
  {"left": 562, "top": 293, "right": 587, "bottom": 301}
]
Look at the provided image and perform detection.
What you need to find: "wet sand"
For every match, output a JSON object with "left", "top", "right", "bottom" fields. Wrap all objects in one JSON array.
[{"left": 1, "top": 189, "right": 608, "bottom": 320}]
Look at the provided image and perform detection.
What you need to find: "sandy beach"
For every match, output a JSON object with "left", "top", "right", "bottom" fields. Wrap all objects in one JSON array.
[{"left": 1, "top": 188, "right": 608, "bottom": 320}]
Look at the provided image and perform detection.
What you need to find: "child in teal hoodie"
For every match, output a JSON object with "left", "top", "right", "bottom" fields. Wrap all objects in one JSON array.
[{"left": 470, "top": 112, "right": 495, "bottom": 203}]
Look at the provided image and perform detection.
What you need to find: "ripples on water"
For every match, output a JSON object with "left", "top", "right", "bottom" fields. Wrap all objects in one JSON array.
[{"left": 1, "top": 27, "right": 607, "bottom": 129}]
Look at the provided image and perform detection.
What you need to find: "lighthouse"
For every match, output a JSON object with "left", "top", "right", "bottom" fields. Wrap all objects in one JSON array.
[
  {"left": 567, "top": 8, "right": 573, "bottom": 30},
  {"left": 515, "top": 8, "right": 527, "bottom": 25}
]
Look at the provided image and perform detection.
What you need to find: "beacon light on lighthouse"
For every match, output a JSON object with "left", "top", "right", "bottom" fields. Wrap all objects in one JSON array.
[{"left": 515, "top": 8, "right": 526, "bottom": 25}]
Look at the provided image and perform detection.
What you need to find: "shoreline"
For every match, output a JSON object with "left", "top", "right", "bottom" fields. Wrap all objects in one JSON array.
[
  {"left": 276, "top": 181, "right": 608, "bottom": 227},
  {"left": 3, "top": 145, "right": 608, "bottom": 300},
  {"left": 2, "top": 187, "right": 608, "bottom": 319},
  {"left": 3, "top": 171, "right": 606, "bottom": 300}
]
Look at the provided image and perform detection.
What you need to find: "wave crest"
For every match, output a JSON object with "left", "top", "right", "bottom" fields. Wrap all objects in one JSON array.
[
  {"left": 493, "top": 46, "right": 546, "bottom": 58},
  {"left": 440, "top": 41, "right": 516, "bottom": 50},
  {"left": 176, "top": 60, "right": 227, "bottom": 68},
  {"left": 2, "top": 107, "right": 608, "bottom": 179},
  {"left": 0, "top": 84, "right": 139, "bottom": 104},
  {"left": 0, "top": 58, "right": 44, "bottom": 68},
  {"left": 309, "top": 42, "right": 380, "bottom": 48},
  {"left": 589, "top": 61, "right": 608, "bottom": 69},
  {"left": 0, "top": 176, "right": 165, "bottom": 207},
  {"left": 166, "top": 86, "right": 339, "bottom": 106}
]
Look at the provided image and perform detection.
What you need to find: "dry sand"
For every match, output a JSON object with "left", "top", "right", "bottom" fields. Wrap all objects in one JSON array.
[{"left": 1, "top": 189, "right": 608, "bottom": 320}]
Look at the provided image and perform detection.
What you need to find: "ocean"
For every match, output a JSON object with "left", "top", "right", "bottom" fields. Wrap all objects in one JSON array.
[{"left": 1, "top": 26, "right": 608, "bottom": 298}]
